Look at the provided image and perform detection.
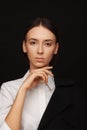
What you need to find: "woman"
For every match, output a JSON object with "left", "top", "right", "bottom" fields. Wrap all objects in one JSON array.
[{"left": 0, "top": 17, "right": 85, "bottom": 130}]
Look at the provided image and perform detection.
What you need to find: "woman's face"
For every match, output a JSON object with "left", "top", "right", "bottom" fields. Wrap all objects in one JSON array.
[{"left": 23, "top": 25, "right": 59, "bottom": 70}]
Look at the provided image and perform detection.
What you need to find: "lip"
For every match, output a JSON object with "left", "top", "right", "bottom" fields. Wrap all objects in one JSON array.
[{"left": 35, "top": 57, "right": 44, "bottom": 62}]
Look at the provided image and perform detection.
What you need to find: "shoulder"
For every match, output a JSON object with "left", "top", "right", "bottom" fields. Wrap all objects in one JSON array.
[
  {"left": 54, "top": 76, "right": 75, "bottom": 87},
  {"left": 0, "top": 78, "right": 24, "bottom": 100},
  {"left": 0, "top": 70, "right": 29, "bottom": 91},
  {"left": 0, "top": 71, "right": 29, "bottom": 100},
  {"left": 54, "top": 76, "right": 82, "bottom": 94},
  {"left": 54, "top": 76, "right": 84, "bottom": 98},
  {"left": 0, "top": 77, "right": 24, "bottom": 93}
]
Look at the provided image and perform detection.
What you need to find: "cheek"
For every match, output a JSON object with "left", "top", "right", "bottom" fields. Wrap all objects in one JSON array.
[
  {"left": 45, "top": 50, "right": 54, "bottom": 60},
  {"left": 26, "top": 46, "right": 35, "bottom": 55},
  {"left": 25, "top": 48, "right": 34, "bottom": 60},
  {"left": 46, "top": 48, "right": 55, "bottom": 56}
]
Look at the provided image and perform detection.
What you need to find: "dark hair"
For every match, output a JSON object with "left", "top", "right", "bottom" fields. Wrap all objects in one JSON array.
[
  {"left": 23, "top": 17, "right": 59, "bottom": 43},
  {"left": 22, "top": 17, "right": 60, "bottom": 69}
]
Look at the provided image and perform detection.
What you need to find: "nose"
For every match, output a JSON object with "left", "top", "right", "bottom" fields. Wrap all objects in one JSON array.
[{"left": 37, "top": 44, "right": 44, "bottom": 54}]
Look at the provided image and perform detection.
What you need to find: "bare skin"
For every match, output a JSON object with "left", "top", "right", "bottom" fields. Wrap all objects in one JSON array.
[
  {"left": 22, "top": 66, "right": 54, "bottom": 89},
  {"left": 5, "top": 66, "right": 53, "bottom": 130},
  {"left": 5, "top": 25, "right": 59, "bottom": 130}
]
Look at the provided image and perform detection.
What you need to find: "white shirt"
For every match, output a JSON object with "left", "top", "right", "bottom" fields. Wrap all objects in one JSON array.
[{"left": 0, "top": 70, "right": 55, "bottom": 130}]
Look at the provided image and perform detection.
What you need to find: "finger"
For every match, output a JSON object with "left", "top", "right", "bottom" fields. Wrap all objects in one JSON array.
[
  {"left": 30, "top": 70, "right": 48, "bottom": 83},
  {"left": 42, "top": 66, "right": 53, "bottom": 70},
  {"left": 33, "top": 66, "right": 53, "bottom": 74},
  {"left": 36, "top": 72, "right": 48, "bottom": 84},
  {"left": 43, "top": 69, "right": 54, "bottom": 77}
]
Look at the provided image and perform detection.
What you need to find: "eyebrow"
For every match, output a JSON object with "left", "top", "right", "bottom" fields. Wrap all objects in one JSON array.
[
  {"left": 28, "top": 38, "right": 38, "bottom": 41},
  {"left": 28, "top": 38, "right": 54, "bottom": 42}
]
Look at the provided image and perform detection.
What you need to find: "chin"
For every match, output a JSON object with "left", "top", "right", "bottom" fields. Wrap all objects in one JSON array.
[{"left": 35, "top": 63, "right": 49, "bottom": 68}]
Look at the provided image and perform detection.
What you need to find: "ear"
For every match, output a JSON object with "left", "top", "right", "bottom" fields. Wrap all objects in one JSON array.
[
  {"left": 54, "top": 42, "right": 59, "bottom": 54},
  {"left": 22, "top": 41, "right": 27, "bottom": 53}
]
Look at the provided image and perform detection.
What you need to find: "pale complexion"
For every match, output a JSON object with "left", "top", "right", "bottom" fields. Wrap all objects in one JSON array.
[
  {"left": 5, "top": 25, "right": 59, "bottom": 130},
  {"left": 22, "top": 25, "right": 59, "bottom": 89}
]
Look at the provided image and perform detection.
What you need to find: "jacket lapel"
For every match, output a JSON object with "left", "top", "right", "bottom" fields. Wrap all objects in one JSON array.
[{"left": 38, "top": 77, "right": 73, "bottom": 130}]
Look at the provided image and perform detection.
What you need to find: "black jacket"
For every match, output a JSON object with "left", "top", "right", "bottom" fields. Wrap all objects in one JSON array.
[{"left": 37, "top": 77, "right": 86, "bottom": 130}]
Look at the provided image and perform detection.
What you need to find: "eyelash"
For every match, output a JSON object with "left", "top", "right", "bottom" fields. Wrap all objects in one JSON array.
[
  {"left": 44, "top": 43, "right": 52, "bottom": 46},
  {"left": 30, "top": 42, "right": 36, "bottom": 45},
  {"left": 29, "top": 41, "right": 52, "bottom": 46}
]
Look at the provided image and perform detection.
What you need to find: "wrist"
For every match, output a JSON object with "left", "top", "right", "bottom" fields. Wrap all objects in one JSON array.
[{"left": 19, "top": 85, "right": 28, "bottom": 94}]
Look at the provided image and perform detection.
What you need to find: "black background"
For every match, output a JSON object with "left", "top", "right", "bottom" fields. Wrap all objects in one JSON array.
[{"left": 0, "top": 1, "right": 86, "bottom": 92}]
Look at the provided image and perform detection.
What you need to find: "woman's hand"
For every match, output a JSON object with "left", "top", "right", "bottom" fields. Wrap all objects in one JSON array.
[{"left": 21, "top": 66, "right": 54, "bottom": 90}]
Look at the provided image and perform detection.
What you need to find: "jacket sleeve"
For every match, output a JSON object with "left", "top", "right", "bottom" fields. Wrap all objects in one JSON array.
[
  {"left": 72, "top": 85, "right": 86, "bottom": 130},
  {"left": 0, "top": 121, "right": 11, "bottom": 130},
  {"left": 0, "top": 83, "right": 14, "bottom": 130}
]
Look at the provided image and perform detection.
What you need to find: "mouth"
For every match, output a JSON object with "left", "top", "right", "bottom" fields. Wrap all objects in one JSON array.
[{"left": 35, "top": 57, "right": 44, "bottom": 62}]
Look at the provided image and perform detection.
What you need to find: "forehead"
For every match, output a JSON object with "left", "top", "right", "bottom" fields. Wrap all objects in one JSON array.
[{"left": 26, "top": 25, "right": 56, "bottom": 40}]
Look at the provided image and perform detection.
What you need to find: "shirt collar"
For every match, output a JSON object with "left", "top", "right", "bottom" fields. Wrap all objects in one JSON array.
[
  {"left": 47, "top": 75, "right": 55, "bottom": 90},
  {"left": 22, "top": 70, "right": 55, "bottom": 91},
  {"left": 22, "top": 70, "right": 29, "bottom": 81}
]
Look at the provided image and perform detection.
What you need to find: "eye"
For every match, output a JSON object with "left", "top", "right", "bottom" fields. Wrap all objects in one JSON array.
[
  {"left": 30, "top": 41, "right": 36, "bottom": 45},
  {"left": 44, "top": 42, "right": 52, "bottom": 46}
]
